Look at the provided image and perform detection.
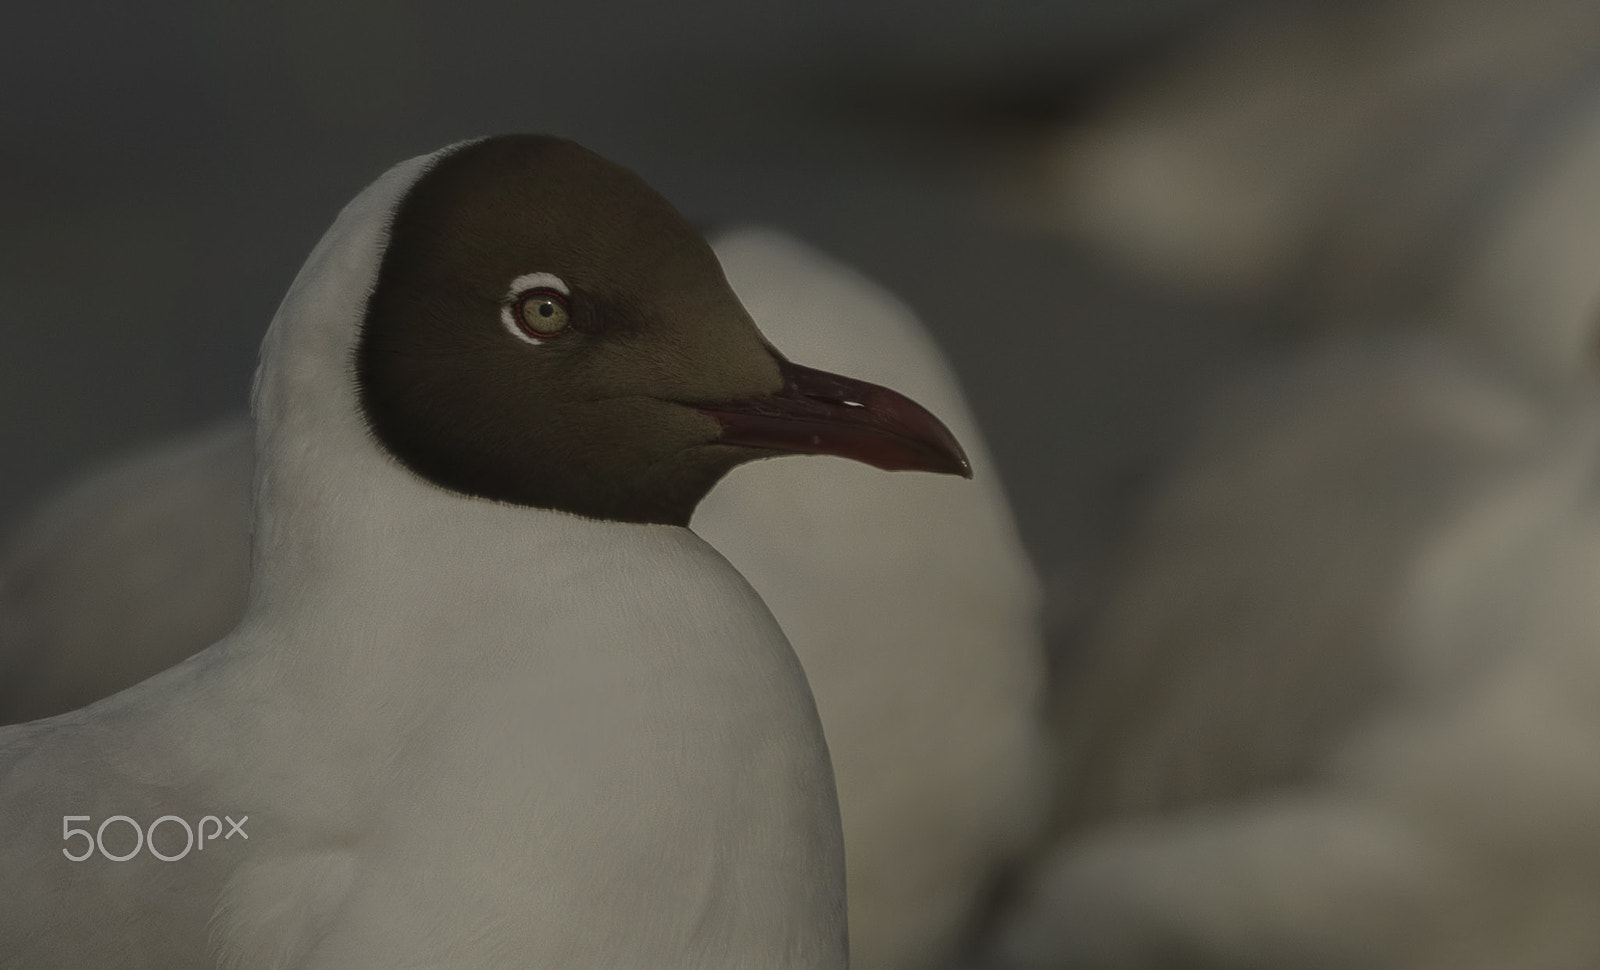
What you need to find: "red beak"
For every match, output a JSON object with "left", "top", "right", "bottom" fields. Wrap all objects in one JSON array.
[{"left": 698, "top": 354, "right": 972, "bottom": 478}]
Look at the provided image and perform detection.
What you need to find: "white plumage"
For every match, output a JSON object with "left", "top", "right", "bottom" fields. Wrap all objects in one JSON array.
[{"left": 0, "top": 148, "right": 848, "bottom": 969}]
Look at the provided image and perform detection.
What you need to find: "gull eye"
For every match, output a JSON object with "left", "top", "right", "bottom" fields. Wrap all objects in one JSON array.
[{"left": 513, "top": 288, "right": 571, "bottom": 339}]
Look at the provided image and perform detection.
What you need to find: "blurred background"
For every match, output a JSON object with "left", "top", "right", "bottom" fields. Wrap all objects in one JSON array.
[{"left": 13, "top": 0, "right": 1600, "bottom": 967}]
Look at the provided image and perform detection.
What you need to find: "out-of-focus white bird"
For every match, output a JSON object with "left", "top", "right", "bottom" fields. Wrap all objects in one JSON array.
[
  {"left": 1041, "top": 336, "right": 1551, "bottom": 835},
  {"left": 0, "top": 226, "right": 1050, "bottom": 970},
  {"left": 702, "top": 228, "right": 1051, "bottom": 970},
  {"left": 0, "top": 421, "right": 252, "bottom": 722},
  {"left": 999, "top": 0, "right": 1600, "bottom": 386},
  {"left": 940, "top": 2, "right": 1600, "bottom": 962},
  {"left": 989, "top": 334, "right": 1600, "bottom": 969}
]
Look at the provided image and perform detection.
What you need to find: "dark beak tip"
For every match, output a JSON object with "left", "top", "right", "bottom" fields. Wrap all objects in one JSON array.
[
  {"left": 936, "top": 429, "right": 974, "bottom": 480},
  {"left": 917, "top": 434, "right": 973, "bottom": 479}
]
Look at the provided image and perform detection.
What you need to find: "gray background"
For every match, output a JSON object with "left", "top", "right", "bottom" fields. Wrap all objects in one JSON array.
[{"left": 0, "top": 0, "right": 1289, "bottom": 573}]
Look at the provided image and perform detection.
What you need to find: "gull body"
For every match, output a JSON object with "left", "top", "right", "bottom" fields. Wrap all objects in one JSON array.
[
  {"left": 0, "top": 228, "right": 1047, "bottom": 970},
  {"left": 0, "top": 136, "right": 973, "bottom": 968}
]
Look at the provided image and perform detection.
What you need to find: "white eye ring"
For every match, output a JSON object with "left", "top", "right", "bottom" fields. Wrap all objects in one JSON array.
[{"left": 501, "top": 272, "right": 571, "bottom": 345}]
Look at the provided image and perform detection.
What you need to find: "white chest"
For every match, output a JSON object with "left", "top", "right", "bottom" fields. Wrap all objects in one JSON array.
[{"left": 214, "top": 518, "right": 847, "bottom": 970}]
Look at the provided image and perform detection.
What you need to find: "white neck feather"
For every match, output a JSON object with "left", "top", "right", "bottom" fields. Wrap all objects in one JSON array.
[{"left": 245, "top": 151, "right": 437, "bottom": 621}]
